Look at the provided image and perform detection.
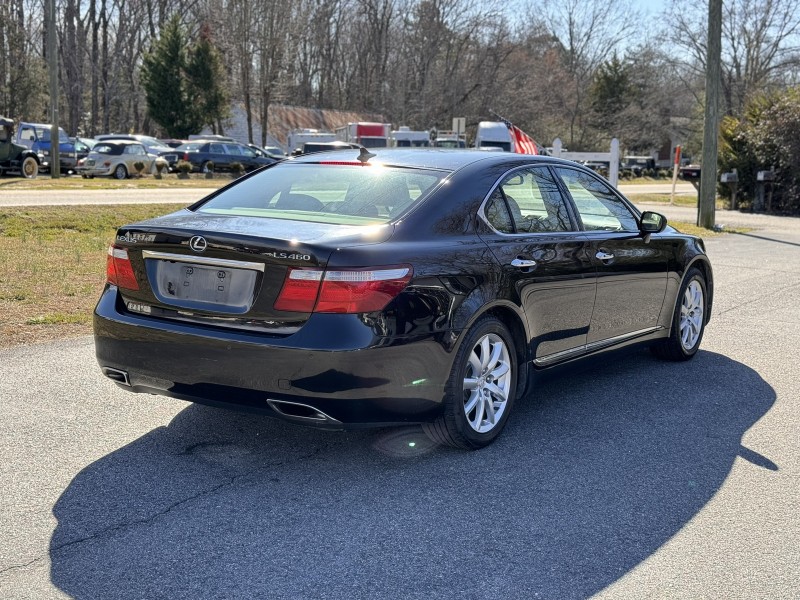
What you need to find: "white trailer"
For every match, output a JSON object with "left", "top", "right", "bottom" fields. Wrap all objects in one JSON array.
[
  {"left": 391, "top": 126, "right": 430, "bottom": 147},
  {"left": 287, "top": 129, "right": 336, "bottom": 153}
]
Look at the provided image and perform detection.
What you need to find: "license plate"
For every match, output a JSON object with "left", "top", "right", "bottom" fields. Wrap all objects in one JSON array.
[
  {"left": 165, "top": 264, "right": 234, "bottom": 302},
  {"left": 86, "top": 159, "right": 95, "bottom": 166},
  {"left": 150, "top": 259, "right": 258, "bottom": 312}
]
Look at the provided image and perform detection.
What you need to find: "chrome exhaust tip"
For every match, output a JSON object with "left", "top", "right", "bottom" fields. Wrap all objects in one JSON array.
[
  {"left": 267, "top": 399, "right": 340, "bottom": 424},
  {"left": 101, "top": 367, "right": 131, "bottom": 386}
]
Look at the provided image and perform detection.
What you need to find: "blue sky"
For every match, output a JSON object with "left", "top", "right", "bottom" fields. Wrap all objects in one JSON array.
[{"left": 634, "top": 0, "right": 668, "bottom": 15}]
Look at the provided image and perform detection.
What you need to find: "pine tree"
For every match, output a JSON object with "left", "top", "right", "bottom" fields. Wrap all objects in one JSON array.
[
  {"left": 186, "top": 23, "right": 229, "bottom": 132},
  {"left": 140, "top": 16, "right": 204, "bottom": 138}
]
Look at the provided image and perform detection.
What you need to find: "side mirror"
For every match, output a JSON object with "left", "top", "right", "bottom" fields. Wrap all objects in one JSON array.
[{"left": 640, "top": 211, "right": 667, "bottom": 234}]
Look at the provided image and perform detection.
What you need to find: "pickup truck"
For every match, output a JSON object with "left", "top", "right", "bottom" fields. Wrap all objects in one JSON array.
[
  {"left": 15, "top": 121, "right": 77, "bottom": 173},
  {"left": 0, "top": 116, "right": 43, "bottom": 178}
]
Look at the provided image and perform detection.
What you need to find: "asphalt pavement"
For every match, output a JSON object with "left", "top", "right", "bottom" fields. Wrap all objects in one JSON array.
[{"left": 1, "top": 195, "right": 798, "bottom": 599}]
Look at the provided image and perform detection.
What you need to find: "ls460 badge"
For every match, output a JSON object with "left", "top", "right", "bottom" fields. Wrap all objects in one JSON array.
[
  {"left": 264, "top": 252, "right": 312, "bottom": 261},
  {"left": 117, "top": 232, "right": 156, "bottom": 244}
]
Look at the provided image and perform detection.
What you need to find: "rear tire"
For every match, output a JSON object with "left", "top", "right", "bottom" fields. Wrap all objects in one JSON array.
[
  {"left": 652, "top": 267, "right": 707, "bottom": 361},
  {"left": 423, "top": 316, "right": 517, "bottom": 449},
  {"left": 21, "top": 156, "right": 38, "bottom": 179},
  {"left": 113, "top": 164, "right": 127, "bottom": 180}
]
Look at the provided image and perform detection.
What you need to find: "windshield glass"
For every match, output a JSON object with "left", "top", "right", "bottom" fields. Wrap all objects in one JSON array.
[{"left": 195, "top": 163, "right": 445, "bottom": 225}]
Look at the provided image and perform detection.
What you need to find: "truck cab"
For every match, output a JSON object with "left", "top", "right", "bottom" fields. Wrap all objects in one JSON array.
[
  {"left": 0, "top": 116, "right": 42, "bottom": 178},
  {"left": 475, "top": 121, "right": 512, "bottom": 151},
  {"left": 15, "top": 122, "right": 77, "bottom": 173}
]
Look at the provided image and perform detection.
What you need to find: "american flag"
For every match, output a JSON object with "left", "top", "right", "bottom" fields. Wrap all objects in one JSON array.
[{"left": 495, "top": 114, "right": 539, "bottom": 155}]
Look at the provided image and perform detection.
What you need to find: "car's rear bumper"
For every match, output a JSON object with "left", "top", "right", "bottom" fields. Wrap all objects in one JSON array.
[{"left": 93, "top": 286, "right": 453, "bottom": 427}]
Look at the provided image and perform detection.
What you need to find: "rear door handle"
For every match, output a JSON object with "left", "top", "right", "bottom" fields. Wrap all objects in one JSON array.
[
  {"left": 510, "top": 258, "right": 537, "bottom": 268},
  {"left": 595, "top": 251, "right": 614, "bottom": 261}
]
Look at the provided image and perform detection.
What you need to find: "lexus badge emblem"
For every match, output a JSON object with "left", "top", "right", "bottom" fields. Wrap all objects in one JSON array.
[{"left": 189, "top": 236, "right": 207, "bottom": 253}]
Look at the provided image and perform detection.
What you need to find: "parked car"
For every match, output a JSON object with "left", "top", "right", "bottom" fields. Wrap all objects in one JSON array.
[
  {"left": 0, "top": 116, "right": 43, "bottom": 178},
  {"left": 71, "top": 137, "right": 96, "bottom": 163},
  {"left": 176, "top": 140, "right": 277, "bottom": 172},
  {"left": 96, "top": 134, "right": 179, "bottom": 170},
  {"left": 622, "top": 156, "right": 656, "bottom": 177},
  {"left": 95, "top": 149, "right": 713, "bottom": 449},
  {"left": 15, "top": 121, "right": 77, "bottom": 173},
  {"left": 159, "top": 138, "right": 186, "bottom": 149},
  {"left": 79, "top": 140, "right": 154, "bottom": 179},
  {"left": 96, "top": 133, "right": 171, "bottom": 154},
  {"left": 247, "top": 143, "right": 286, "bottom": 160}
]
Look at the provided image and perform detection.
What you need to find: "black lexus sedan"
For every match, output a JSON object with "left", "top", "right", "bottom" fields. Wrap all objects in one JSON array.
[{"left": 95, "top": 149, "right": 713, "bottom": 449}]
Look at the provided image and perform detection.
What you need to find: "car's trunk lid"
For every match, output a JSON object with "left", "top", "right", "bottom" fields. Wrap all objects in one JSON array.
[{"left": 112, "top": 209, "right": 394, "bottom": 333}]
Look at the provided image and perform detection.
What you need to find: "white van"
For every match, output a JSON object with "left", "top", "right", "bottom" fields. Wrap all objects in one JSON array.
[{"left": 474, "top": 121, "right": 513, "bottom": 152}]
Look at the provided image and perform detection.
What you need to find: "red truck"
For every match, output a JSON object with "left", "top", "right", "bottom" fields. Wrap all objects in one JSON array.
[{"left": 335, "top": 122, "right": 391, "bottom": 148}]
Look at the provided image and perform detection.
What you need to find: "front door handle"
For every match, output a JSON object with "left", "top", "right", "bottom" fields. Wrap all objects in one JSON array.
[
  {"left": 510, "top": 258, "right": 537, "bottom": 268},
  {"left": 595, "top": 251, "right": 614, "bottom": 261}
]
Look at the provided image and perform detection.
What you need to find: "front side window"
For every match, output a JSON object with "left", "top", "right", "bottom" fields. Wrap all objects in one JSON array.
[
  {"left": 195, "top": 163, "right": 445, "bottom": 225},
  {"left": 485, "top": 167, "right": 573, "bottom": 234},
  {"left": 556, "top": 167, "right": 639, "bottom": 232}
]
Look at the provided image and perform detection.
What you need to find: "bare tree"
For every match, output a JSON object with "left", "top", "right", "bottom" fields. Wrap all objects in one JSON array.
[
  {"left": 668, "top": 0, "right": 800, "bottom": 116},
  {"left": 535, "top": 0, "right": 640, "bottom": 148}
]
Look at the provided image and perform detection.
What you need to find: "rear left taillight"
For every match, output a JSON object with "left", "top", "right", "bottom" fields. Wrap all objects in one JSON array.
[
  {"left": 275, "top": 266, "right": 412, "bottom": 314},
  {"left": 106, "top": 245, "right": 139, "bottom": 290}
]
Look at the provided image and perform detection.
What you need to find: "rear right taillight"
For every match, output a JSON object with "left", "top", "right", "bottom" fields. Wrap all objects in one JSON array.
[
  {"left": 274, "top": 266, "right": 412, "bottom": 314},
  {"left": 106, "top": 245, "right": 139, "bottom": 290}
]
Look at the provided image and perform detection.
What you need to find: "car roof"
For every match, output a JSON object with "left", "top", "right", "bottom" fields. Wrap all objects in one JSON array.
[
  {"left": 288, "top": 148, "right": 576, "bottom": 171},
  {"left": 94, "top": 140, "right": 141, "bottom": 146}
]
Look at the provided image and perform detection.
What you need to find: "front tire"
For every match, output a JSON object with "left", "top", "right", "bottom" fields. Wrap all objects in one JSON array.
[
  {"left": 21, "top": 156, "right": 38, "bottom": 179},
  {"left": 652, "top": 267, "right": 707, "bottom": 361},
  {"left": 423, "top": 316, "right": 517, "bottom": 449},
  {"left": 113, "top": 164, "right": 127, "bottom": 180}
]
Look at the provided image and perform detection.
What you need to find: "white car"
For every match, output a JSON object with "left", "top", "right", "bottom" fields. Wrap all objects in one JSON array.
[{"left": 79, "top": 140, "right": 154, "bottom": 179}]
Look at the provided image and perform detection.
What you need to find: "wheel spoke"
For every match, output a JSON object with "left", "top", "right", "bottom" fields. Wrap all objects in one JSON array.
[
  {"left": 490, "top": 361, "right": 510, "bottom": 379},
  {"left": 484, "top": 396, "right": 496, "bottom": 425},
  {"left": 486, "top": 382, "right": 507, "bottom": 402},
  {"left": 486, "top": 341, "right": 503, "bottom": 372},
  {"left": 464, "top": 391, "right": 480, "bottom": 415},
  {"left": 467, "top": 352, "right": 482, "bottom": 377},
  {"left": 479, "top": 336, "right": 492, "bottom": 371},
  {"left": 472, "top": 393, "right": 485, "bottom": 428}
]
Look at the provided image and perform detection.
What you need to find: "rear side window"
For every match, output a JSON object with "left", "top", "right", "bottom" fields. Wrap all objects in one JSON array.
[
  {"left": 195, "top": 163, "right": 445, "bottom": 225},
  {"left": 484, "top": 167, "right": 574, "bottom": 234}
]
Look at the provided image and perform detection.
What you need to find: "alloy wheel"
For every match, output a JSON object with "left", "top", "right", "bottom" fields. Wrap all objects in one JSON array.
[
  {"left": 462, "top": 333, "right": 512, "bottom": 433},
  {"left": 679, "top": 279, "right": 704, "bottom": 351}
]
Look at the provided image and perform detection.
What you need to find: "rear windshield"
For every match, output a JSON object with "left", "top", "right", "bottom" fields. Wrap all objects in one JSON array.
[
  {"left": 92, "top": 144, "right": 123, "bottom": 155},
  {"left": 194, "top": 163, "right": 445, "bottom": 225}
]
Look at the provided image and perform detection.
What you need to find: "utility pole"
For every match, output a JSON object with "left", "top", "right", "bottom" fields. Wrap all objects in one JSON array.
[
  {"left": 698, "top": 0, "right": 722, "bottom": 228},
  {"left": 47, "top": 0, "right": 60, "bottom": 179}
]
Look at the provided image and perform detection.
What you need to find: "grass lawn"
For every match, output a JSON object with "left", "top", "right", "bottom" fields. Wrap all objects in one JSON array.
[
  {"left": 0, "top": 200, "right": 734, "bottom": 349},
  {"left": 0, "top": 204, "right": 179, "bottom": 348}
]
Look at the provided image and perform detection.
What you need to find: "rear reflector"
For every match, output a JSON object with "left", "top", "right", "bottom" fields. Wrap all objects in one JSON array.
[
  {"left": 275, "top": 266, "right": 412, "bottom": 314},
  {"left": 273, "top": 269, "right": 323, "bottom": 312},
  {"left": 106, "top": 245, "right": 139, "bottom": 290}
]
